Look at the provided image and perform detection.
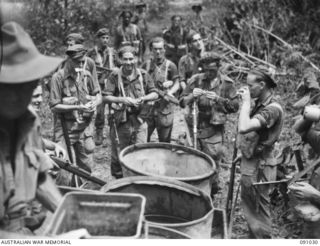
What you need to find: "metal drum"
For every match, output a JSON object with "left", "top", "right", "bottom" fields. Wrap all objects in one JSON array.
[
  {"left": 101, "top": 176, "right": 214, "bottom": 238},
  {"left": 119, "top": 143, "right": 216, "bottom": 194},
  {"left": 143, "top": 225, "right": 191, "bottom": 239}
]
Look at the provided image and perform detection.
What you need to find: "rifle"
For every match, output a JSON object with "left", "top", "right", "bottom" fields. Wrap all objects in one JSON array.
[
  {"left": 192, "top": 100, "right": 198, "bottom": 149},
  {"left": 156, "top": 89, "right": 180, "bottom": 105},
  {"left": 226, "top": 131, "right": 241, "bottom": 232},
  {"left": 110, "top": 111, "right": 121, "bottom": 159},
  {"left": 51, "top": 156, "right": 106, "bottom": 186},
  {"left": 252, "top": 156, "right": 320, "bottom": 186}
]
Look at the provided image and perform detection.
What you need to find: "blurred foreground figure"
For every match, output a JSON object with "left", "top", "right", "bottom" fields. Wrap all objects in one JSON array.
[
  {"left": 237, "top": 69, "right": 284, "bottom": 238},
  {"left": 0, "top": 22, "right": 89, "bottom": 238},
  {"left": 292, "top": 96, "right": 320, "bottom": 238}
]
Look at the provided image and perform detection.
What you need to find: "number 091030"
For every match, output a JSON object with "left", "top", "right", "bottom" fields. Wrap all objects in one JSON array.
[{"left": 300, "top": 240, "right": 318, "bottom": 244}]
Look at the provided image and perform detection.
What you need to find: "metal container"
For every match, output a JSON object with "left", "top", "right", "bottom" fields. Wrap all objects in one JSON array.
[
  {"left": 45, "top": 192, "right": 146, "bottom": 238},
  {"left": 101, "top": 176, "right": 214, "bottom": 238},
  {"left": 143, "top": 225, "right": 191, "bottom": 239},
  {"left": 119, "top": 143, "right": 216, "bottom": 194}
]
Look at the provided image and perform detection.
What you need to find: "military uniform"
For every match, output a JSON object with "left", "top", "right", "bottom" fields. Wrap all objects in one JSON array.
[
  {"left": 114, "top": 23, "right": 142, "bottom": 56},
  {"left": 163, "top": 26, "right": 188, "bottom": 66},
  {"left": 179, "top": 53, "right": 202, "bottom": 86},
  {"left": 239, "top": 94, "right": 284, "bottom": 238},
  {"left": 180, "top": 73, "right": 238, "bottom": 162},
  {"left": 142, "top": 58, "right": 179, "bottom": 142},
  {"left": 0, "top": 108, "right": 53, "bottom": 234},
  {"left": 88, "top": 46, "right": 118, "bottom": 135},
  {"left": 50, "top": 57, "right": 100, "bottom": 174},
  {"left": 103, "top": 67, "right": 157, "bottom": 178}
]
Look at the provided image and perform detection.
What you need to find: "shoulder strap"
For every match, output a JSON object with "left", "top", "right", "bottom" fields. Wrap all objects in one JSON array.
[
  {"left": 164, "top": 59, "right": 169, "bottom": 80},
  {"left": 117, "top": 69, "right": 126, "bottom": 97},
  {"left": 137, "top": 68, "right": 145, "bottom": 96}
]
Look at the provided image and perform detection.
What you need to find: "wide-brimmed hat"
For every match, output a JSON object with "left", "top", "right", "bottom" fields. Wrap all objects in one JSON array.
[{"left": 0, "top": 22, "right": 63, "bottom": 84}]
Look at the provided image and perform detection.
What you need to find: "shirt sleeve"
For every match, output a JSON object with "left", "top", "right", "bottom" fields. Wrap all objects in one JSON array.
[
  {"left": 49, "top": 72, "right": 62, "bottom": 108},
  {"left": 144, "top": 72, "right": 157, "bottom": 94},
  {"left": 253, "top": 105, "right": 281, "bottom": 129}
]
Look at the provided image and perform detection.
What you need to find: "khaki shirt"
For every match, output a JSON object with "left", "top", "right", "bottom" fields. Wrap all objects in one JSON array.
[
  {"left": 240, "top": 94, "right": 284, "bottom": 175},
  {"left": 178, "top": 53, "right": 201, "bottom": 83},
  {"left": 0, "top": 107, "right": 52, "bottom": 224},
  {"left": 49, "top": 59, "right": 100, "bottom": 141},
  {"left": 181, "top": 72, "right": 238, "bottom": 128},
  {"left": 114, "top": 24, "right": 142, "bottom": 50}
]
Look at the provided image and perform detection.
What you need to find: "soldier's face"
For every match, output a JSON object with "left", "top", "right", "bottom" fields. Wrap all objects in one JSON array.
[
  {"left": 205, "top": 67, "right": 218, "bottom": 80},
  {"left": 247, "top": 74, "right": 264, "bottom": 98},
  {"left": 99, "top": 35, "right": 110, "bottom": 47},
  {"left": 0, "top": 81, "right": 38, "bottom": 119},
  {"left": 123, "top": 13, "right": 131, "bottom": 25},
  {"left": 172, "top": 17, "right": 181, "bottom": 28},
  {"left": 191, "top": 34, "right": 203, "bottom": 51},
  {"left": 122, "top": 52, "right": 136, "bottom": 71},
  {"left": 152, "top": 42, "right": 165, "bottom": 60},
  {"left": 31, "top": 85, "right": 43, "bottom": 113}
]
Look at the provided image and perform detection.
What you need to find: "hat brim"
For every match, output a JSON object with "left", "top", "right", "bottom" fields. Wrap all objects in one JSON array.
[{"left": 0, "top": 54, "right": 63, "bottom": 83}]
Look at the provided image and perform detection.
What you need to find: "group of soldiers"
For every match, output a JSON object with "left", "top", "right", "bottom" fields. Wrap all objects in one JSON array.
[{"left": 1, "top": 2, "right": 320, "bottom": 240}]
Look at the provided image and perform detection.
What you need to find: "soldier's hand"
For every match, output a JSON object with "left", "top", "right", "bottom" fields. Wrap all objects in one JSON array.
[
  {"left": 237, "top": 86, "right": 251, "bottom": 102},
  {"left": 166, "top": 43, "right": 174, "bottom": 49},
  {"left": 193, "top": 88, "right": 204, "bottom": 98},
  {"left": 205, "top": 91, "right": 218, "bottom": 101},
  {"left": 288, "top": 182, "right": 320, "bottom": 201},
  {"left": 163, "top": 80, "right": 173, "bottom": 89},
  {"left": 122, "top": 97, "right": 140, "bottom": 107},
  {"left": 178, "top": 44, "right": 186, "bottom": 50},
  {"left": 53, "top": 142, "right": 67, "bottom": 159}
]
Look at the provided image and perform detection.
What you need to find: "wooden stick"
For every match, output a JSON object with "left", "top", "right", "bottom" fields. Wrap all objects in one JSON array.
[
  {"left": 214, "top": 36, "right": 276, "bottom": 69},
  {"left": 249, "top": 23, "right": 320, "bottom": 73}
]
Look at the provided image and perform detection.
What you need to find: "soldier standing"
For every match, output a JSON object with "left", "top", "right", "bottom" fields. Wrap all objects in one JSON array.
[
  {"left": 132, "top": 1, "right": 148, "bottom": 55},
  {"left": 103, "top": 46, "right": 158, "bottom": 179},
  {"left": 163, "top": 15, "right": 188, "bottom": 66},
  {"left": 114, "top": 10, "right": 143, "bottom": 63},
  {"left": 142, "top": 37, "right": 180, "bottom": 142},
  {"left": 237, "top": 69, "right": 284, "bottom": 238},
  {"left": 88, "top": 28, "right": 118, "bottom": 145},
  {"left": 178, "top": 31, "right": 205, "bottom": 91},
  {"left": 0, "top": 22, "right": 88, "bottom": 238},
  {"left": 50, "top": 44, "right": 101, "bottom": 178},
  {"left": 180, "top": 53, "right": 239, "bottom": 195}
]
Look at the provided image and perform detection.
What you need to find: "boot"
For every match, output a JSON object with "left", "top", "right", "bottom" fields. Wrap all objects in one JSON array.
[{"left": 95, "top": 129, "right": 103, "bottom": 146}]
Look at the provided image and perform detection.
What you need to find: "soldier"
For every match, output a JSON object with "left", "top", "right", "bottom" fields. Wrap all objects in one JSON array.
[
  {"left": 114, "top": 10, "right": 143, "bottom": 63},
  {"left": 188, "top": 4, "right": 204, "bottom": 32},
  {"left": 50, "top": 44, "right": 101, "bottom": 179},
  {"left": 163, "top": 15, "right": 188, "bottom": 66},
  {"left": 237, "top": 69, "right": 284, "bottom": 238},
  {"left": 180, "top": 53, "right": 239, "bottom": 195},
  {"left": 31, "top": 84, "right": 67, "bottom": 159},
  {"left": 65, "top": 33, "right": 84, "bottom": 48},
  {"left": 142, "top": 37, "right": 180, "bottom": 142},
  {"left": 103, "top": 46, "right": 158, "bottom": 179},
  {"left": 0, "top": 22, "right": 88, "bottom": 238},
  {"left": 88, "top": 28, "right": 118, "bottom": 145},
  {"left": 132, "top": 1, "right": 148, "bottom": 54},
  {"left": 178, "top": 31, "right": 205, "bottom": 91},
  {"left": 291, "top": 97, "right": 320, "bottom": 238}
]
